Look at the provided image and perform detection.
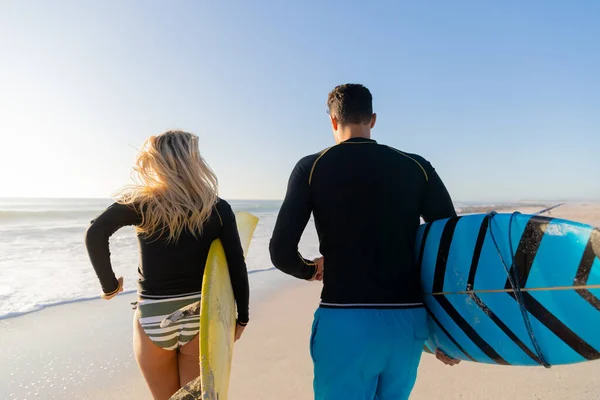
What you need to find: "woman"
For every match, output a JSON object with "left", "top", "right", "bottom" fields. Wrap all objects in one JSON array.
[{"left": 85, "top": 130, "right": 249, "bottom": 399}]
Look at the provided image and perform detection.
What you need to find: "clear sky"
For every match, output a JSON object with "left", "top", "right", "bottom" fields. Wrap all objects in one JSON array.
[{"left": 1, "top": 1, "right": 598, "bottom": 201}]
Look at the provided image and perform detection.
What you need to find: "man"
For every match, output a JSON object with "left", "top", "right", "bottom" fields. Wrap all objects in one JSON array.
[{"left": 269, "top": 83, "right": 459, "bottom": 400}]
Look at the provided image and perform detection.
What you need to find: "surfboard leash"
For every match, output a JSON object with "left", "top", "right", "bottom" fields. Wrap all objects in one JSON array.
[
  {"left": 486, "top": 211, "right": 551, "bottom": 368},
  {"left": 533, "top": 202, "right": 566, "bottom": 216}
]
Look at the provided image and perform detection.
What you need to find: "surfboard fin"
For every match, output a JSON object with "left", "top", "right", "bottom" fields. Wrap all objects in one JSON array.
[{"left": 160, "top": 301, "right": 201, "bottom": 328}]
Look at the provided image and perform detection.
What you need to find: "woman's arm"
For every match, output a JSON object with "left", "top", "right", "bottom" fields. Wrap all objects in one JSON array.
[
  {"left": 85, "top": 203, "right": 140, "bottom": 295},
  {"left": 217, "top": 202, "right": 250, "bottom": 325}
]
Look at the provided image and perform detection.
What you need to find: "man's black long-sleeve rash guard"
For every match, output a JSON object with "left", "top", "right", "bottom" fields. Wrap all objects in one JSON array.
[
  {"left": 269, "top": 137, "right": 456, "bottom": 308},
  {"left": 85, "top": 198, "right": 250, "bottom": 323}
]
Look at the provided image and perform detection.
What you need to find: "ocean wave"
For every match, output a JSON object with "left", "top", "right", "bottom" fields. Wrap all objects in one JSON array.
[
  {"left": 248, "top": 266, "right": 277, "bottom": 274},
  {"left": 0, "top": 289, "right": 137, "bottom": 321},
  {"left": 229, "top": 201, "right": 282, "bottom": 213},
  {"left": 0, "top": 209, "right": 101, "bottom": 221},
  {"left": 0, "top": 202, "right": 282, "bottom": 222},
  {"left": 0, "top": 268, "right": 279, "bottom": 321}
]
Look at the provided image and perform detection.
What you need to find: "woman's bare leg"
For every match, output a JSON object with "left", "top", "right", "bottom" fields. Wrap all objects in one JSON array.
[
  {"left": 133, "top": 317, "right": 181, "bottom": 399},
  {"left": 178, "top": 334, "right": 200, "bottom": 387}
]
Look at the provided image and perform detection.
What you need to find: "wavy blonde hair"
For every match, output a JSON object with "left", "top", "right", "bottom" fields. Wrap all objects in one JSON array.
[{"left": 115, "top": 130, "right": 218, "bottom": 242}]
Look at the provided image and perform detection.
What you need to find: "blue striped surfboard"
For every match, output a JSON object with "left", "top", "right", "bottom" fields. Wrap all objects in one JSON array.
[{"left": 417, "top": 213, "right": 600, "bottom": 366}]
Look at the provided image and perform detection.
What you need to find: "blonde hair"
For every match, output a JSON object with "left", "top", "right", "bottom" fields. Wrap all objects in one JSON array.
[{"left": 115, "top": 130, "right": 218, "bottom": 242}]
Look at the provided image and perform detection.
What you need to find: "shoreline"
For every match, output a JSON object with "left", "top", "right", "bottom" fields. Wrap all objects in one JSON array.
[{"left": 0, "top": 268, "right": 280, "bottom": 323}]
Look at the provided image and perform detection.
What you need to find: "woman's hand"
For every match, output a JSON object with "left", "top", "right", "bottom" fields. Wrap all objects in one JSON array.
[
  {"left": 101, "top": 277, "right": 124, "bottom": 300},
  {"left": 235, "top": 322, "right": 247, "bottom": 342}
]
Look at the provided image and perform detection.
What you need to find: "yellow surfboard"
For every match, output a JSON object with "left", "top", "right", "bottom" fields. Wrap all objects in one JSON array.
[
  {"left": 169, "top": 211, "right": 258, "bottom": 400},
  {"left": 199, "top": 211, "right": 258, "bottom": 399}
]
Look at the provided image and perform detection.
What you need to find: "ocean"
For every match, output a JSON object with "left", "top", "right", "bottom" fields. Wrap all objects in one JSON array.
[{"left": 0, "top": 198, "right": 547, "bottom": 320}]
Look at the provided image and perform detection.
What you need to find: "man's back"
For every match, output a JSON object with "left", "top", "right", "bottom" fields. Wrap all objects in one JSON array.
[
  {"left": 270, "top": 137, "right": 456, "bottom": 307},
  {"left": 269, "top": 83, "right": 460, "bottom": 400}
]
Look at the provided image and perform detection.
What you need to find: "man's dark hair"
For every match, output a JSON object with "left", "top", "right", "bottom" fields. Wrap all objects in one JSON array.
[{"left": 327, "top": 83, "right": 373, "bottom": 125}]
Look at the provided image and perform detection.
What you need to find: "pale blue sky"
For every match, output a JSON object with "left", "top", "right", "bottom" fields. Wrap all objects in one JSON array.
[{"left": 1, "top": 1, "right": 598, "bottom": 201}]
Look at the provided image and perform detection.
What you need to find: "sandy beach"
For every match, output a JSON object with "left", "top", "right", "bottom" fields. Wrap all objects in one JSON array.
[
  {"left": 231, "top": 282, "right": 600, "bottom": 400},
  {"left": 2, "top": 202, "right": 599, "bottom": 399}
]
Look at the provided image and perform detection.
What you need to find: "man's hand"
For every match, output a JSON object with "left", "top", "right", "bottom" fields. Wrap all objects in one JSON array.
[
  {"left": 235, "top": 323, "right": 246, "bottom": 342},
  {"left": 309, "top": 257, "right": 324, "bottom": 281},
  {"left": 435, "top": 349, "right": 461, "bottom": 366},
  {"left": 101, "top": 277, "right": 124, "bottom": 300}
]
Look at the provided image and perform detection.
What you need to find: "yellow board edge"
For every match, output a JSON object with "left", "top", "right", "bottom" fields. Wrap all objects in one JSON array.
[{"left": 199, "top": 211, "right": 259, "bottom": 400}]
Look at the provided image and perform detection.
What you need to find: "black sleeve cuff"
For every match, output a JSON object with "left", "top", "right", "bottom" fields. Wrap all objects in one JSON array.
[{"left": 101, "top": 276, "right": 120, "bottom": 295}]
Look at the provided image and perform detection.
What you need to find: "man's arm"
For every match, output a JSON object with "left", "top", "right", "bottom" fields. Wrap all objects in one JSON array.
[
  {"left": 269, "top": 157, "right": 317, "bottom": 280},
  {"left": 420, "top": 162, "right": 457, "bottom": 222},
  {"left": 420, "top": 161, "right": 462, "bottom": 365}
]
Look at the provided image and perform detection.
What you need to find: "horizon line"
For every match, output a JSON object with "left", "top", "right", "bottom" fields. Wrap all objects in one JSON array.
[{"left": 1, "top": 196, "right": 599, "bottom": 203}]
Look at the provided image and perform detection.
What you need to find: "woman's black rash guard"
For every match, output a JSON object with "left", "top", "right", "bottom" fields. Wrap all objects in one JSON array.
[{"left": 85, "top": 198, "right": 250, "bottom": 324}]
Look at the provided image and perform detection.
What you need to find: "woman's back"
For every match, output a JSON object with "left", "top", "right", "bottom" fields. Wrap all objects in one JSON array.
[{"left": 85, "top": 198, "right": 242, "bottom": 299}]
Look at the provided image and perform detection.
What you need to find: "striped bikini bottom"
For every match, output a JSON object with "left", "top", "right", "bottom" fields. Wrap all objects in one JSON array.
[{"left": 135, "top": 293, "right": 201, "bottom": 351}]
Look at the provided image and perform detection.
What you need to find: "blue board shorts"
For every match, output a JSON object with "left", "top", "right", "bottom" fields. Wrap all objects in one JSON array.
[{"left": 310, "top": 307, "right": 428, "bottom": 400}]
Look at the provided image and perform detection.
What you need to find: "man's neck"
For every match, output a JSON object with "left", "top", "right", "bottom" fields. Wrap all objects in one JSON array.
[{"left": 336, "top": 125, "right": 371, "bottom": 142}]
